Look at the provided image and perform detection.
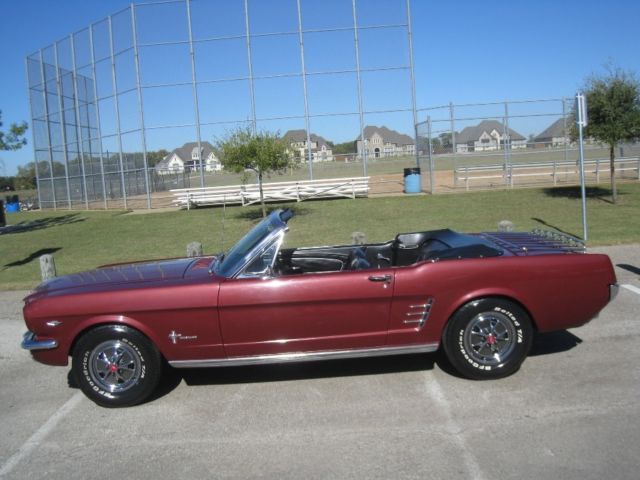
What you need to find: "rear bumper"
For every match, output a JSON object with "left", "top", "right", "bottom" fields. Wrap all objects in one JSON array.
[
  {"left": 21, "top": 331, "right": 58, "bottom": 351},
  {"left": 610, "top": 283, "right": 620, "bottom": 302}
]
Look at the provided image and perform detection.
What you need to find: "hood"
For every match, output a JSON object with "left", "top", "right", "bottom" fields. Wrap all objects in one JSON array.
[{"left": 31, "top": 257, "right": 214, "bottom": 297}]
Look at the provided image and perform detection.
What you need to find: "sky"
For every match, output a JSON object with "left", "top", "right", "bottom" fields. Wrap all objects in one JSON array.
[{"left": 1, "top": 0, "right": 640, "bottom": 176}]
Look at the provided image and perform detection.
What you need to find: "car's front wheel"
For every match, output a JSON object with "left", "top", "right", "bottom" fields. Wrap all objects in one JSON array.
[
  {"left": 72, "top": 325, "right": 162, "bottom": 407},
  {"left": 443, "top": 298, "right": 533, "bottom": 380}
]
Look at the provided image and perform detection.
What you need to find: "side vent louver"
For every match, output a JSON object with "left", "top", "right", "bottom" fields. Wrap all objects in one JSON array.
[{"left": 403, "top": 298, "right": 434, "bottom": 328}]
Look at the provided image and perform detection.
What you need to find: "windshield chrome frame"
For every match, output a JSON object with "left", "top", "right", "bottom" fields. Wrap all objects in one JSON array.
[
  {"left": 209, "top": 210, "right": 289, "bottom": 279},
  {"left": 236, "top": 230, "right": 286, "bottom": 279}
]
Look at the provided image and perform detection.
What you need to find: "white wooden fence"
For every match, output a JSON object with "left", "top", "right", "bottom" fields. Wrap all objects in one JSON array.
[
  {"left": 454, "top": 156, "right": 640, "bottom": 190},
  {"left": 171, "top": 177, "right": 370, "bottom": 208}
]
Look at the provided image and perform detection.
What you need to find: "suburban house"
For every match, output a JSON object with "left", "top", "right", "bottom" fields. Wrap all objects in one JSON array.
[
  {"left": 532, "top": 118, "right": 570, "bottom": 148},
  {"left": 356, "top": 126, "right": 415, "bottom": 158},
  {"left": 455, "top": 120, "right": 527, "bottom": 153},
  {"left": 154, "top": 141, "right": 222, "bottom": 175},
  {"left": 284, "top": 130, "right": 334, "bottom": 162}
]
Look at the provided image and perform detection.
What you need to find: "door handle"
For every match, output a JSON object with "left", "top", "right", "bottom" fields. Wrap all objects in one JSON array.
[{"left": 368, "top": 274, "right": 392, "bottom": 282}]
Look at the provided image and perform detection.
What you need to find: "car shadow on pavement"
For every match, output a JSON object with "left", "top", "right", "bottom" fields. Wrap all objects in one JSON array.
[
  {"left": 67, "top": 333, "right": 582, "bottom": 402},
  {"left": 174, "top": 353, "right": 437, "bottom": 388},
  {"left": 67, "top": 355, "right": 436, "bottom": 403},
  {"left": 529, "top": 330, "right": 582, "bottom": 356}
]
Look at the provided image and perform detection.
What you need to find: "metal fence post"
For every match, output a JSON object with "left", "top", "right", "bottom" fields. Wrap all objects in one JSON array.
[
  {"left": 296, "top": 0, "right": 314, "bottom": 180},
  {"left": 25, "top": 57, "right": 43, "bottom": 210},
  {"left": 186, "top": 0, "right": 205, "bottom": 189},
  {"left": 503, "top": 102, "right": 513, "bottom": 188},
  {"left": 53, "top": 42, "right": 73, "bottom": 209},
  {"left": 39, "top": 50, "right": 57, "bottom": 211},
  {"left": 557, "top": 98, "right": 567, "bottom": 186},
  {"left": 108, "top": 15, "right": 128, "bottom": 209},
  {"left": 449, "top": 102, "right": 456, "bottom": 186},
  {"left": 427, "top": 116, "right": 435, "bottom": 194},
  {"left": 352, "top": 0, "right": 367, "bottom": 177},
  {"left": 243, "top": 0, "right": 257, "bottom": 135},
  {"left": 576, "top": 93, "right": 588, "bottom": 242},
  {"left": 70, "top": 32, "right": 90, "bottom": 210},
  {"left": 131, "top": 4, "right": 152, "bottom": 209},
  {"left": 89, "top": 23, "right": 108, "bottom": 209},
  {"left": 406, "top": 0, "right": 419, "bottom": 170}
]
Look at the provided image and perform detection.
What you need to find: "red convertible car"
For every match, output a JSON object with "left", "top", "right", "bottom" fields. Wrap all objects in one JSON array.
[{"left": 22, "top": 209, "right": 617, "bottom": 407}]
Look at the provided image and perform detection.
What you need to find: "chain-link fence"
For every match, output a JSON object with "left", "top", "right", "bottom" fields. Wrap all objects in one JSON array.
[
  {"left": 416, "top": 98, "right": 640, "bottom": 193},
  {"left": 27, "top": 0, "right": 421, "bottom": 210}
]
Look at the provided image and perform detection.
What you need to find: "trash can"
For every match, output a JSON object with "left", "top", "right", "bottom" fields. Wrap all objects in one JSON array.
[
  {"left": 6, "top": 194, "right": 19, "bottom": 212},
  {"left": 403, "top": 167, "right": 421, "bottom": 194},
  {"left": 0, "top": 200, "right": 5, "bottom": 227}
]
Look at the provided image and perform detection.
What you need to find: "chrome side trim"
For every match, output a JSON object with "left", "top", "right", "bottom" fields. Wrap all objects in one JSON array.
[
  {"left": 169, "top": 343, "right": 439, "bottom": 369},
  {"left": 21, "top": 331, "right": 58, "bottom": 351}
]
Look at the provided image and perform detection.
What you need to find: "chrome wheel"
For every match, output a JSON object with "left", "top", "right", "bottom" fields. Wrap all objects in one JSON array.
[
  {"left": 462, "top": 311, "right": 516, "bottom": 366},
  {"left": 89, "top": 340, "right": 142, "bottom": 393}
]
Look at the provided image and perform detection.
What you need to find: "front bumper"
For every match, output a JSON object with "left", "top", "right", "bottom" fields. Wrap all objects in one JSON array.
[{"left": 21, "top": 331, "right": 58, "bottom": 351}]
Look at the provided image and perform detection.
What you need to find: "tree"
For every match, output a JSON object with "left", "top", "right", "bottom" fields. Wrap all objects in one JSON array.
[
  {"left": 581, "top": 67, "right": 640, "bottom": 203},
  {"left": 216, "top": 127, "right": 297, "bottom": 217},
  {"left": 0, "top": 176, "right": 15, "bottom": 191},
  {"left": 0, "top": 110, "right": 28, "bottom": 151},
  {"left": 15, "top": 163, "right": 37, "bottom": 189},
  {"left": 439, "top": 132, "right": 453, "bottom": 147},
  {"left": 15, "top": 161, "right": 66, "bottom": 190},
  {"left": 430, "top": 136, "right": 442, "bottom": 153},
  {"left": 145, "top": 149, "right": 169, "bottom": 168},
  {"left": 331, "top": 141, "right": 357, "bottom": 155}
]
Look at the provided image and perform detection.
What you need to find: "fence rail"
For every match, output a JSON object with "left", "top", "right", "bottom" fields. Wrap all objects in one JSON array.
[{"left": 454, "top": 156, "right": 640, "bottom": 190}]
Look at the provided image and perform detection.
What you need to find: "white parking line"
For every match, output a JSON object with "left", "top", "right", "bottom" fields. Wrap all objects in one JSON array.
[
  {"left": 622, "top": 284, "right": 640, "bottom": 296},
  {"left": 0, "top": 392, "right": 83, "bottom": 477},
  {"left": 424, "top": 377, "right": 485, "bottom": 480}
]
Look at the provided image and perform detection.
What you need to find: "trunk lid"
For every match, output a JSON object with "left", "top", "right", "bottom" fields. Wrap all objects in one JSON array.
[{"left": 479, "top": 230, "right": 586, "bottom": 256}]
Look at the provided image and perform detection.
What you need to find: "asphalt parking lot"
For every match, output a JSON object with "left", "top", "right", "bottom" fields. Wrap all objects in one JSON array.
[{"left": 1, "top": 245, "right": 639, "bottom": 480}]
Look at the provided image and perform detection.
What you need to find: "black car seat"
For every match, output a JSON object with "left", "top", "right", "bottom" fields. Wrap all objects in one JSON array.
[{"left": 347, "top": 247, "right": 371, "bottom": 270}]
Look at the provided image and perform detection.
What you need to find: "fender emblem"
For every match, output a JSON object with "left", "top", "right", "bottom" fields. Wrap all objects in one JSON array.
[{"left": 168, "top": 330, "right": 198, "bottom": 344}]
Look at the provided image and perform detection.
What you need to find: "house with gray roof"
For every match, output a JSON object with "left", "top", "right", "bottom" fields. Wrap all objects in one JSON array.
[
  {"left": 455, "top": 120, "right": 527, "bottom": 153},
  {"left": 356, "top": 126, "right": 415, "bottom": 158},
  {"left": 533, "top": 118, "right": 570, "bottom": 147},
  {"left": 155, "top": 141, "right": 221, "bottom": 175},
  {"left": 284, "top": 130, "right": 333, "bottom": 162}
]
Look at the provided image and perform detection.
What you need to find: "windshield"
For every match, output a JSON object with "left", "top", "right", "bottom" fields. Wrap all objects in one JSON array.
[{"left": 212, "top": 210, "right": 287, "bottom": 278}]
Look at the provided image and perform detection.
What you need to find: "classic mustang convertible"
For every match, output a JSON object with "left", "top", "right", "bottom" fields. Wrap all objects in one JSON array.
[{"left": 22, "top": 209, "right": 618, "bottom": 407}]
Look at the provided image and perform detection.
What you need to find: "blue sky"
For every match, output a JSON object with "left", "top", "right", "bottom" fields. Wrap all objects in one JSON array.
[{"left": 1, "top": 0, "right": 640, "bottom": 175}]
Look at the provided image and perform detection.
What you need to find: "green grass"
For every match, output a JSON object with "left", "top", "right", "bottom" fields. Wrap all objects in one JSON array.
[{"left": 1, "top": 183, "right": 639, "bottom": 290}]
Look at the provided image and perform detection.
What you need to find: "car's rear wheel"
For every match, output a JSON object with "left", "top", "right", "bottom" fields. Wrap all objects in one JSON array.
[
  {"left": 72, "top": 325, "right": 162, "bottom": 407},
  {"left": 443, "top": 298, "right": 533, "bottom": 379}
]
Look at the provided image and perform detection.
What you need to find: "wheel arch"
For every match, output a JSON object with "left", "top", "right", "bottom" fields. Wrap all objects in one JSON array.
[{"left": 68, "top": 317, "right": 166, "bottom": 360}]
